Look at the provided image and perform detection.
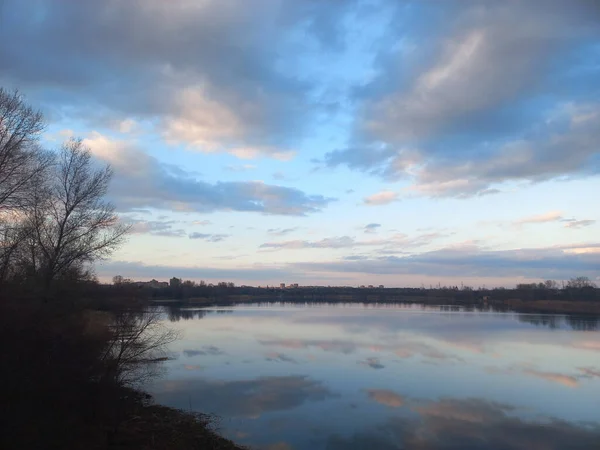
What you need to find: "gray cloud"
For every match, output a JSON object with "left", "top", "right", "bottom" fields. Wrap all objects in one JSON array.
[
  {"left": 183, "top": 346, "right": 225, "bottom": 357},
  {"left": 85, "top": 133, "right": 334, "bottom": 215},
  {"left": 363, "top": 223, "right": 381, "bottom": 234},
  {"left": 121, "top": 216, "right": 186, "bottom": 237},
  {"left": 1, "top": 0, "right": 360, "bottom": 157},
  {"left": 359, "top": 357, "right": 384, "bottom": 370},
  {"left": 265, "top": 352, "right": 298, "bottom": 364},
  {"left": 565, "top": 219, "right": 596, "bottom": 229},
  {"left": 267, "top": 227, "right": 299, "bottom": 237},
  {"left": 325, "top": 1, "right": 600, "bottom": 197},
  {"left": 189, "top": 232, "right": 230, "bottom": 242}
]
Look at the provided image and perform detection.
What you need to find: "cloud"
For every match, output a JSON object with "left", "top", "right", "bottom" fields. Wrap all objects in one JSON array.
[
  {"left": 324, "top": 1, "right": 600, "bottom": 197},
  {"left": 188, "top": 232, "right": 230, "bottom": 242},
  {"left": 365, "top": 389, "right": 403, "bottom": 408},
  {"left": 523, "top": 369, "right": 579, "bottom": 388},
  {"left": 265, "top": 352, "right": 298, "bottom": 364},
  {"left": 267, "top": 227, "right": 299, "bottom": 237},
  {"left": 121, "top": 217, "right": 186, "bottom": 237},
  {"left": 182, "top": 346, "right": 225, "bottom": 357},
  {"left": 514, "top": 211, "right": 564, "bottom": 226},
  {"left": 579, "top": 367, "right": 600, "bottom": 378},
  {"left": 85, "top": 132, "right": 334, "bottom": 215},
  {"left": 363, "top": 191, "right": 398, "bottom": 206},
  {"left": 2, "top": 0, "right": 362, "bottom": 158},
  {"left": 565, "top": 219, "right": 596, "bottom": 229},
  {"left": 152, "top": 375, "right": 337, "bottom": 418},
  {"left": 487, "top": 365, "right": 580, "bottom": 388},
  {"left": 192, "top": 220, "right": 212, "bottom": 226},
  {"left": 259, "top": 232, "right": 443, "bottom": 251},
  {"left": 359, "top": 357, "right": 384, "bottom": 369},
  {"left": 363, "top": 223, "right": 381, "bottom": 234}
]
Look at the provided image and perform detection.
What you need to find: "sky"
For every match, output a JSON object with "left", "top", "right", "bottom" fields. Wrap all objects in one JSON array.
[{"left": 2, "top": 0, "right": 599, "bottom": 287}]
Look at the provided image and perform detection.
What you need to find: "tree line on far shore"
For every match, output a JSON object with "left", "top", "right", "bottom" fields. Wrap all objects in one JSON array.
[{"left": 107, "top": 274, "right": 599, "bottom": 304}]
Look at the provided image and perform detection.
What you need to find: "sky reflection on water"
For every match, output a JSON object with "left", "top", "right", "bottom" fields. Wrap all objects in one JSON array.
[{"left": 149, "top": 304, "right": 600, "bottom": 450}]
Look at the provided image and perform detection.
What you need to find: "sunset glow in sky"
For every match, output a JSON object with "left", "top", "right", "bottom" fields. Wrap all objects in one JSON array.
[{"left": 3, "top": 0, "right": 599, "bottom": 286}]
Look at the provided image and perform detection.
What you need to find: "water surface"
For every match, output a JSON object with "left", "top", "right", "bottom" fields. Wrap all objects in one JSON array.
[{"left": 150, "top": 304, "right": 600, "bottom": 450}]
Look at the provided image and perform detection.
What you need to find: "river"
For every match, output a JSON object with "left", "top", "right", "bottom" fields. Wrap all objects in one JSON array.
[{"left": 149, "top": 303, "right": 600, "bottom": 449}]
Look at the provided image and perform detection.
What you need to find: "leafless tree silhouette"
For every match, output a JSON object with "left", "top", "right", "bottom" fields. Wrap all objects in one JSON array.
[{"left": 26, "top": 139, "right": 129, "bottom": 289}]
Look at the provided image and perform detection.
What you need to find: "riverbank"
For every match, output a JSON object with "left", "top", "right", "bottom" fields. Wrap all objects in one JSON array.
[
  {"left": 0, "top": 298, "right": 246, "bottom": 450},
  {"left": 103, "top": 388, "right": 245, "bottom": 450}
]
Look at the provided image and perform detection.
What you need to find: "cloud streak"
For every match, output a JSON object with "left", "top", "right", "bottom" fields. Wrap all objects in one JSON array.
[{"left": 189, "top": 233, "right": 230, "bottom": 242}]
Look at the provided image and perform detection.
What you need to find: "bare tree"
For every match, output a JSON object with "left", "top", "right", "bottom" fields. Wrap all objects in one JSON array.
[
  {"left": 28, "top": 139, "right": 129, "bottom": 289},
  {"left": 100, "top": 309, "right": 179, "bottom": 386},
  {"left": 0, "top": 88, "right": 50, "bottom": 210},
  {"left": 567, "top": 276, "right": 596, "bottom": 289}
]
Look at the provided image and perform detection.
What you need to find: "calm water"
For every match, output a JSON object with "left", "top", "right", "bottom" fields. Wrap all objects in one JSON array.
[{"left": 149, "top": 304, "right": 600, "bottom": 450}]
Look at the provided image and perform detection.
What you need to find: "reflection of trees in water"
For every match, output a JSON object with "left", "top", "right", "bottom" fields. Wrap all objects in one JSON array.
[
  {"left": 165, "top": 306, "right": 207, "bottom": 322},
  {"left": 163, "top": 306, "right": 234, "bottom": 322},
  {"left": 518, "top": 314, "right": 562, "bottom": 330},
  {"left": 565, "top": 315, "right": 600, "bottom": 331},
  {"left": 518, "top": 314, "right": 600, "bottom": 331}
]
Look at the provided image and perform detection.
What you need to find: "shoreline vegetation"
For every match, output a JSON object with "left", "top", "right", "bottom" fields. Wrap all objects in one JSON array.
[
  {"left": 1, "top": 297, "right": 247, "bottom": 450},
  {"left": 108, "top": 279, "right": 600, "bottom": 315}
]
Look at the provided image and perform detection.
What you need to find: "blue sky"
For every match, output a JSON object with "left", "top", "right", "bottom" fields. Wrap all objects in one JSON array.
[{"left": 2, "top": 0, "right": 599, "bottom": 286}]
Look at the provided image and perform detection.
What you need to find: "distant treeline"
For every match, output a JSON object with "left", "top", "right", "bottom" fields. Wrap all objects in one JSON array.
[{"left": 106, "top": 276, "right": 600, "bottom": 306}]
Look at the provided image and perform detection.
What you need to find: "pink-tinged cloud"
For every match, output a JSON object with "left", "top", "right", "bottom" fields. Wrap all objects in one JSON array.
[
  {"left": 514, "top": 211, "right": 563, "bottom": 225},
  {"left": 523, "top": 369, "right": 578, "bottom": 388},
  {"left": 366, "top": 389, "right": 404, "bottom": 408},
  {"left": 363, "top": 190, "right": 399, "bottom": 206}
]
